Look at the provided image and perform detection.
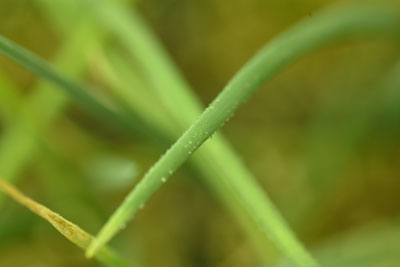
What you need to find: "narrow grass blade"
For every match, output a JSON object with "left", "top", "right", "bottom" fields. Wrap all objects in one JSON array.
[
  {"left": 0, "top": 25, "right": 97, "bottom": 182},
  {"left": 1, "top": 2, "right": 399, "bottom": 266},
  {"left": 91, "top": 2, "right": 293, "bottom": 262},
  {"left": 86, "top": 2, "right": 400, "bottom": 265},
  {"left": 0, "top": 34, "right": 167, "bottom": 144},
  {"left": 39, "top": 0, "right": 280, "bottom": 261},
  {"left": 28, "top": 1, "right": 291, "bottom": 262},
  {"left": 99, "top": 48, "right": 279, "bottom": 262},
  {"left": 0, "top": 0, "right": 145, "bottom": 206},
  {"left": 0, "top": 179, "right": 130, "bottom": 267}
]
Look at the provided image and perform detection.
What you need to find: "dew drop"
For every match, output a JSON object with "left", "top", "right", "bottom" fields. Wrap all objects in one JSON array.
[
  {"left": 139, "top": 203, "right": 145, "bottom": 210},
  {"left": 161, "top": 177, "right": 167, "bottom": 183}
]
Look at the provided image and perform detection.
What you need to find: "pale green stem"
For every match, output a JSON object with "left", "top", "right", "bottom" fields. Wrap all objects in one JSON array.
[
  {"left": 86, "top": 2, "right": 399, "bottom": 266},
  {"left": 0, "top": 2, "right": 399, "bottom": 266}
]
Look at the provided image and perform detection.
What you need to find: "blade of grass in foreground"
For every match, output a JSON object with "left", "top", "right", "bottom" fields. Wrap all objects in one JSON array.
[
  {"left": 0, "top": 179, "right": 130, "bottom": 267},
  {"left": 0, "top": 2, "right": 399, "bottom": 266},
  {"left": 3, "top": 3, "right": 271, "bottom": 264},
  {"left": 97, "top": 49, "right": 278, "bottom": 262},
  {"left": 86, "top": 1, "right": 400, "bottom": 264},
  {"left": 16, "top": 0, "right": 283, "bottom": 262},
  {"left": 102, "top": 33, "right": 280, "bottom": 263},
  {"left": 54, "top": 1, "right": 279, "bottom": 261}
]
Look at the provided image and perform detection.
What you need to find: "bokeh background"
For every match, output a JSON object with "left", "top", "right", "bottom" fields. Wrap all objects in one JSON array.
[{"left": 0, "top": 0, "right": 400, "bottom": 266}]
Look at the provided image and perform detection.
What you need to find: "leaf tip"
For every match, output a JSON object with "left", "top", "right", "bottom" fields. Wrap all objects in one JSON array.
[{"left": 85, "top": 243, "right": 98, "bottom": 259}]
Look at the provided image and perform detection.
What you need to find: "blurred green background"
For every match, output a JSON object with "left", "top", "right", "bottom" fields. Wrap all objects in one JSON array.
[{"left": 0, "top": 0, "right": 400, "bottom": 266}]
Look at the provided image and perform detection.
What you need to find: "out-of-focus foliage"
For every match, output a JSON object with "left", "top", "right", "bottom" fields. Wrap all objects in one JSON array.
[{"left": 0, "top": 0, "right": 399, "bottom": 266}]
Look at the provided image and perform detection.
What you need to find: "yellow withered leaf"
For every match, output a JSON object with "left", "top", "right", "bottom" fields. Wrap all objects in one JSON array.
[{"left": 0, "top": 179, "right": 130, "bottom": 267}]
